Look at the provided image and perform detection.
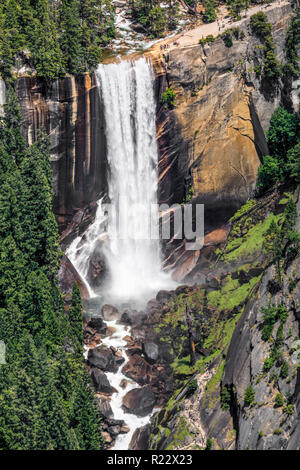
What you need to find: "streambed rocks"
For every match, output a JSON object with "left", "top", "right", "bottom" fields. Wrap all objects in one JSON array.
[
  {"left": 122, "top": 354, "right": 152, "bottom": 385},
  {"left": 91, "top": 368, "right": 117, "bottom": 394},
  {"left": 88, "top": 346, "right": 119, "bottom": 372}
]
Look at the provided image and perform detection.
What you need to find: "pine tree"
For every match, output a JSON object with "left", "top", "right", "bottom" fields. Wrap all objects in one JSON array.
[
  {"left": 60, "top": 0, "right": 83, "bottom": 74},
  {"left": 31, "top": 0, "right": 64, "bottom": 79},
  {"left": 72, "top": 372, "right": 104, "bottom": 450}
]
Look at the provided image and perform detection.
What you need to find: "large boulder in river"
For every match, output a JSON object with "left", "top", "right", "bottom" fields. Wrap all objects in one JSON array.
[
  {"left": 142, "top": 342, "right": 159, "bottom": 364},
  {"left": 129, "top": 424, "right": 151, "bottom": 450},
  {"left": 120, "top": 308, "right": 142, "bottom": 326},
  {"left": 86, "top": 316, "right": 107, "bottom": 334},
  {"left": 91, "top": 368, "right": 116, "bottom": 394},
  {"left": 101, "top": 304, "right": 120, "bottom": 321},
  {"left": 122, "top": 386, "right": 156, "bottom": 417},
  {"left": 122, "top": 354, "right": 151, "bottom": 385},
  {"left": 88, "top": 346, "right": 118, "bottom": 372}
]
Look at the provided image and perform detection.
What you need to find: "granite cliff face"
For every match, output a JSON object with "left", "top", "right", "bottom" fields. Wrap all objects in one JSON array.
[
  {"left": 14, "top": 74, "right": 108, "bottom": 230},
  {"left": 153, "top": 2, "right": 294, "bottom": 230}
]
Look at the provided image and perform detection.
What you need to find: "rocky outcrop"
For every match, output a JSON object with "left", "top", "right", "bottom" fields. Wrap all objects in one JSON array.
[
  {"left": 129, "top": 424, "right": 151, "bottom": 450},
  {"left": 223, "top": 256, "right": 300, "bottom": 449}
]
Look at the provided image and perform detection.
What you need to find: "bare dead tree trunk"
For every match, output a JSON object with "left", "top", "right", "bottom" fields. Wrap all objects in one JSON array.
[{"left": 186, "top": 304, "right": 196, "bottom": 366}]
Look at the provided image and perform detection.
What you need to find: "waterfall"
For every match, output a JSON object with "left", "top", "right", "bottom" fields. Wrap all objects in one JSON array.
[
  {"left": 93, "top": 57, "right": 172, "bottom": 303},
  {"left": 68, "top": 57, "right": 175, "bottom": 302}
]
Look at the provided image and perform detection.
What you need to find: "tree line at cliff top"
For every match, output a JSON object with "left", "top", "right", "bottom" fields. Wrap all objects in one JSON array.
[
  {"left": 0, "top": 87, "right": 104, "bottom": 449},
  {"left": 0, "top": 0, "right": 116, "bottom": 80},
  {"left": 0, "top": 0, "right": 283, "bottom": 80}
]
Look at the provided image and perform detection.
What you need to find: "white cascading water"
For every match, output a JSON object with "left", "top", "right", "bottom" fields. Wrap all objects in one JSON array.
[
  {"left": 67, "top": 58, "right": 174, "bottom": 449},
  {"left": 95, "top": 58, "right": 171, "bottom": 303}
]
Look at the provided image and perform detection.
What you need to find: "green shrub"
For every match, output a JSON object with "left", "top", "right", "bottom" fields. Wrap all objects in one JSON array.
[
  {"left": 205, "top": 438, "right": 212, "bottom": 450},
  {"left": 274, "top": 393, "right": 284, "bottom": 407},
  {"left": 260, "top": 304, "right": 287, "bottom": 341},
  {"left": 232, "top": 27, "right": 245, "bottom": 40},
  {"left": 221, "top": 30, "right": 233, "bottom": 47},
  {"left": 250, "top": 12, "right": 282, "bottom": 83},
  {"left": 280, "top": 361, "right": 289, "bottom": 379},
  {"left": 199, "top": 34, "right": 215, "bottom": 45},
  {"left": 283, "top": 404, "right": 294, "bottom": 415},
  {"left": 244, "top": 384, "right": 255, "bottom": 406},
  {"left": 202, "top": 0, "right": 217, "bottom": 23},
  {"left": 273, "top": 428, "right": 282, "bottom": 435},
  {"left": 275, "top": 323, "right": 284, "bottom": 348},
  {"left": 267, "top": 107, "right": 299, "bottom": 161},
  {"left": 161, "top": 87, "right": 176, "bottom": 109},
  {"left": 254, "top": 64, "right": 261, "bottom": 76},
  {"left": 147, "top": 6, "right": 166, "bottom": 37},
  {"left": 287, "top": 142, "right": 300, "bottom": 183},
  {"left": 257, "top": 155, "right": 281, "bottom": 190},
  {"left": 220, "top": 385, "right": 231, "bottom": 411},
  {"left": 263, "top": 355, "right": 275, "bottom": 371},
  {"left": 285, "top": 8, "right": 300, "bottom": 77},
  {"left": 250, "top": 12, "right": 272, "bottom": 40},
  {"left": 186, "top": 379, "right": 198, "bottom": 396}
]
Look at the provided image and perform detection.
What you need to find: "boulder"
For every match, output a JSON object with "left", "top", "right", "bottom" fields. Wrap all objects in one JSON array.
[
  {"left": 120, "top": 378, "right": 129, "bottom": 389},
  {"left": 98, "top": 397, "right": 113, "bottom": 419},
  {"left": 156, "top": 290, "right": 172, "bottom": 304},
  {"left": 122, "top": 354, "right": 151, "bottom": 385},
  {"left": 88, "top": 346, "right": 118, "bottom": 372},
  {"left": 102, "top": 432, "right": 112, "bottom": 444},
  {"left": 172, "top": 251, "right": 200, "bottom": 283},
  {"left": 86, "top": 246, "right": 107, "bottom": 289},
  {"left": 122, "top": 386, "right": 156, "bottom": 417},
  {"left": 108, "top": 425, "right": 121, "bottom": 437},
  {"left": 206, "top": 274, "right": 220, "bottom": 289},
  {"left": 142, "top": 342, "right": 159, "bottom": 364},
  {"left": 86, "top": 316, "right": 107, "bottom": 335},
  {"left": 120, "top": 426, "right": 130, "bottom": 434},
  {"left": 120, "top": 309, "right": 142, "bottom": 325},
  {"left": 203, "top": 226, "right": 230, "bottom": 246},
  {"left": 127, "top": 342, "right": 143, "bottom": 356},
  {"left": 146, "top": 299, "right": 162, "bottom": 314},
  {"left": 101, "top": 304, "right": 120, "bottom": 321},
  {"left": 129, "top": 424, "right": 151, "bottom": 450},
  {"left": 91, "top": 368, "right": 116, "bottom": 394}
]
